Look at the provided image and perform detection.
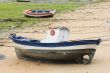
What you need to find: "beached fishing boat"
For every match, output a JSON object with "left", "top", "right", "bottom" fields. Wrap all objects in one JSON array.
[
  {"left": 23, "top": 10, "right": 56, "bottom": 18},
  {"left": 9, "top": 27, "right": 101, "bottom": 64}
]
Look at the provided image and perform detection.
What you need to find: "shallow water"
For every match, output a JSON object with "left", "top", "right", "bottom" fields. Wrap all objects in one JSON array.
[{"left": 0, "top": 54, "right": 6, "bottom": 60}]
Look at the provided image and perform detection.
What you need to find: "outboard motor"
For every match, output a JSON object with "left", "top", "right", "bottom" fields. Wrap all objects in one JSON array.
[{"left": 41, "top": 27, "right": 70, "bottom": 43}]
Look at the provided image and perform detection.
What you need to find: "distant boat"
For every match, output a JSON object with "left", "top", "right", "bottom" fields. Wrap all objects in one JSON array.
[
  {"left": 23, "top": 10, "right": 56, "bottom": 18},
  {"left": 9, "top": 27, "right": 101, "bottom": 64}
]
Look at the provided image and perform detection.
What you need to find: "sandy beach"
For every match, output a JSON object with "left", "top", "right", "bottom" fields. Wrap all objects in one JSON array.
[{"left": 0, "top": 2, "right": 110, "bottom": 73}]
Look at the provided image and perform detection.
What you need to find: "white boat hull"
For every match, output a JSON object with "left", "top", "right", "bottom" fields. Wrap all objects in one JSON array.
[
  {"left": 9, "top": 34, "right": 101, "bottom": 64},
  {"left": 15, "top": 43, "right": 98, "bottom": 50}
]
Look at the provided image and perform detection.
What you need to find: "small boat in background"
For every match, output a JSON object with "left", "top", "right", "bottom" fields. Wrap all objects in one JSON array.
[
  {"left": 9, "top": 27, "right": 101, "bottom": 64},
  {"left": 23, "top": 10, "right": 56, "bottom": 18}
]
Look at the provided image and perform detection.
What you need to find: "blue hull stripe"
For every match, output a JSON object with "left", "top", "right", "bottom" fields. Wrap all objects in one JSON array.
[{"left": 9, "top": 34, "right": 101, "bottom": 47}]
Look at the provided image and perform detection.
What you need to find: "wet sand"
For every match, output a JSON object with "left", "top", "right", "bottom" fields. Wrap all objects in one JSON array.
[{"left": 0, "top": 2, "right": 110, "bottom": 73}]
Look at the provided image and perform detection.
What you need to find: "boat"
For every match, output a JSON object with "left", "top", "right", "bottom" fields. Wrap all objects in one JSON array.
[
  {"left": 23, "top": 10, "right": 56, "bottom": 18},
  {"left": 9, "top": 27, "right": 101, "bottom": 64}
]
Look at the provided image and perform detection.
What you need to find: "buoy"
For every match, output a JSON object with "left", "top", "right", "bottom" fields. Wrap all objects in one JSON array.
[{"left": 50, "top": 30, "right": 55, "bottom": 36}]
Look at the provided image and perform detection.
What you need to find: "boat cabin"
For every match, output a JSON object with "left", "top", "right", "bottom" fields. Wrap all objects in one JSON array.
[{"left": 41, "top": 27, "right": 70, "bottom": 43}]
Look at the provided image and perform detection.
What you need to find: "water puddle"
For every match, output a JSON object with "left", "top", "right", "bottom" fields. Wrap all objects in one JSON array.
[{"left": 0, "top": 54, "right": 6, "bottom": 60}]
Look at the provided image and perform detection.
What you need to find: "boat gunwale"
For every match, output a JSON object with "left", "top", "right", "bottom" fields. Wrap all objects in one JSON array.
[{"left": 9, "top": 34, "right": 101, "bottom": 47}]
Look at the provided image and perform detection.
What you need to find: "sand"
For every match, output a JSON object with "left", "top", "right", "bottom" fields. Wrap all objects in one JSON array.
[{"left": 0, "top": 2, "right": 110, "bottom": 73}]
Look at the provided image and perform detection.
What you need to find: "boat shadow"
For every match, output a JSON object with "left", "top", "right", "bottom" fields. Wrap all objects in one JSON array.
[{"left": 25, "top": 15, "right": 54, "bottom": 18}]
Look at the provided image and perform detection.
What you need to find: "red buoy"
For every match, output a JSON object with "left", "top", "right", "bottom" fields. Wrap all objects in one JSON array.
[{"left": 50, "top": 30, "right": 55, "bottom": 36}]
